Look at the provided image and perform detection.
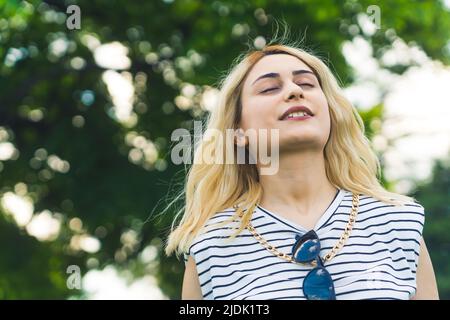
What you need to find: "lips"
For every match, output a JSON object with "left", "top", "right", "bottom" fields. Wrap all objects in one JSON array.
[{"left": 280, "top": 106, "right": 314, "bottom": 120}]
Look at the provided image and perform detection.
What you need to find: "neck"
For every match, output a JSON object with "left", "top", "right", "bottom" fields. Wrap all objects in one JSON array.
[{"left": 258, "top": 150, "right": 338, "bottom": 216}]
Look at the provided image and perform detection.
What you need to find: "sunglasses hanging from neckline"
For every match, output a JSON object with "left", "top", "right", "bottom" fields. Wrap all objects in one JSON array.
[{"left": 241, "top": 193, "right": 360, "bottom": 300}]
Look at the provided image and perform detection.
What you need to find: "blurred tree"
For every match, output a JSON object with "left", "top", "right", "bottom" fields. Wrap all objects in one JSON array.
[{"left": 0, "top": 0, "right": 449, "bottom": 299}]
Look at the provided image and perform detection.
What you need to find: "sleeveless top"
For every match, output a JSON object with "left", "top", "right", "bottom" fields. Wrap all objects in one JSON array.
[{"left": 184, "top": 189, "right": 425, "bottom": 300}]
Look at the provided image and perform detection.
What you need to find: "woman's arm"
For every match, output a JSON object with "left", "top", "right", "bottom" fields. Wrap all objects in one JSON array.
[
  {"left": 181, "top": 255, "right": 203, "bottom": 300},
  {"left": 411, "top": 237, "right": 439, "bottom": 300}
]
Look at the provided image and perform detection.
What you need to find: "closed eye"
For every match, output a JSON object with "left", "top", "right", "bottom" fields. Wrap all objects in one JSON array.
[
  {"left": 260, "top": 87, "right": 278, "bottom": 93},
  {"left": 260, "top": 83, "right": 314, "bottom": 94}
]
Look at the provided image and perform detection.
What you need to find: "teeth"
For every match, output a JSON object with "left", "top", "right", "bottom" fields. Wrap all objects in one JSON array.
[{"left": 287, "top": 111, "right": 308, "bottom": 118}]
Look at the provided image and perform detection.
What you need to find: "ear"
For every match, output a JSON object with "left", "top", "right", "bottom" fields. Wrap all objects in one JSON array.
[{"left": 234, "top": 128, "right": 248, "bottom": 147}]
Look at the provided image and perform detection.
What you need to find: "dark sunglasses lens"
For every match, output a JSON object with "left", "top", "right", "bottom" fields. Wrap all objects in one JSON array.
[
  {"left": 303, "top": 266, "right": 336, "bottom": 300},
  {"left": 292, "top": 230, "right": 321, "bottom": 263}
]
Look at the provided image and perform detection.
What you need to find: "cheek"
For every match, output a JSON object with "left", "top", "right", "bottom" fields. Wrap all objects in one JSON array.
[
  {"left": 240, "top": 98, "right": 277, "bottom": 130},
  {"left": 313, "top": 91, "right": 331, "bottom": 120},
  {"left": 314, "top": 90, "right": 329, "bottom": 109}
]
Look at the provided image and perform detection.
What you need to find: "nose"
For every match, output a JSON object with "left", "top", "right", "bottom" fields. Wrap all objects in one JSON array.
[{"left": 284, "top": 80, "right": 304, "bottom": 101}]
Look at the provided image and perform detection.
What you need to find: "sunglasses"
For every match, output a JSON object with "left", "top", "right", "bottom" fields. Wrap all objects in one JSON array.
[{"left": 291, "top": 230, "right": 336, "bottom": 300}]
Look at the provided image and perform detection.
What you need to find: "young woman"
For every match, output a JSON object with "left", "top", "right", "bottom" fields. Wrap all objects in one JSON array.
[{"left": 164, "top": 43, "right": 439, "bottom": 300}]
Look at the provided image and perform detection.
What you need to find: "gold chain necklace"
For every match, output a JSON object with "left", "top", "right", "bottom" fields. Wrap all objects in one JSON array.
[{"left": 236, "top": 193, "right": 359, "bottom": 266}]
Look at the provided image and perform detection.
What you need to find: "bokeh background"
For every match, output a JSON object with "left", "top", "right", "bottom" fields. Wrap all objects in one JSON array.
[{"left": 0, "top": 0, "right": 449, "bottom": 299}]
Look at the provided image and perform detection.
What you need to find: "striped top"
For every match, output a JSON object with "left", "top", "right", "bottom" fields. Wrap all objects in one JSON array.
[{"left": 184, "top": 189, "right": 425, "bottom": 300}]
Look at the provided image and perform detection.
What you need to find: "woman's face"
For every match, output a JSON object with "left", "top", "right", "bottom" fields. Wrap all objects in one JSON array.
[{"left": 240, "top": 54, "right": 331, "bottom": 154}]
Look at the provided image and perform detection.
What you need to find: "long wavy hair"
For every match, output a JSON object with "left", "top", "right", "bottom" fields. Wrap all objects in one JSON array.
[{"left": 164, "top": 42, "right": 416, "bottom": 259}]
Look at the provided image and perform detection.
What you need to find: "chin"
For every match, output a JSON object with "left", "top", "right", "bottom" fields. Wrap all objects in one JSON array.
[{"left": 279, "top": 134, "right": 325, "bottom": 151}]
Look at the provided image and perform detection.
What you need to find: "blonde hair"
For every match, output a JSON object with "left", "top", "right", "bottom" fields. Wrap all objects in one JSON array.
[{"left": 164, "top": 42, "right": 417, "bottom": 259}]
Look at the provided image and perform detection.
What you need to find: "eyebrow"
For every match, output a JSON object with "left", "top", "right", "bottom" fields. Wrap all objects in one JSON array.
[{"left": 251, "top": 69, "right": 316, "bottom": 86}]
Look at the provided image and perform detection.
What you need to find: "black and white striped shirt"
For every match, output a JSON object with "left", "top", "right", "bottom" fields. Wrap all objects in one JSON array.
[{"left": 185, "top": 188, "right": 425, "bottom": 300}]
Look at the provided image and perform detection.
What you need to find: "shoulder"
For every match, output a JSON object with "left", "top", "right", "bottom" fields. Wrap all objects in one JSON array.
[
  {"left": 186, "top": 207, "right": 241, "bottom": 259},
  {"left": 358, "top": 193, "right": 424, "bottom": 218},
  {"left": 355, "top": 193, "right": 425, "bottom": 237}
]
